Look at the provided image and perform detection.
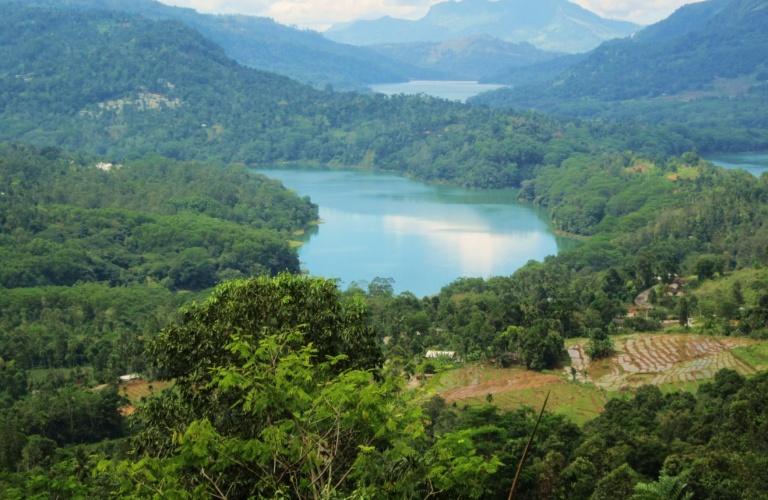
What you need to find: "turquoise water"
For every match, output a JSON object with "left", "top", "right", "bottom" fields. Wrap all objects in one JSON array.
[
  {"left": 258, "top": 169, "right": 560, "bottom": 296},
  {"left": 369, "top": 80, "right": 506, "bottom": 102},
  {"left": 707, "top": 152, "right": 768, "bottom": 177}
]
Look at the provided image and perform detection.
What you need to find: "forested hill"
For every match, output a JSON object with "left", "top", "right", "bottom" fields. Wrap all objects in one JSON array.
[
  {"left": 0, "top": 141, "right": 316, "bottom": 385},
  {"left": 0, "top": 0, "right": 425, "bottom": 90},
  {"left": 0, "top": 144, "right": 317, "bottom": 291},
  {"left": 0, "top": 5, "right": 693, "bottom": 188},
  {"left": 472, "top": 0, "right": 768, "bottom": 152},
  {"left": 525, "top": 0, "right": 767, "bottom": 100}
]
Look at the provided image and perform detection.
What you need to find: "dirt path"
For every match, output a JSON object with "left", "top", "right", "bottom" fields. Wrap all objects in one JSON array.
[{"left": 634, "top": 287, "right": 655, "bottom": 309}]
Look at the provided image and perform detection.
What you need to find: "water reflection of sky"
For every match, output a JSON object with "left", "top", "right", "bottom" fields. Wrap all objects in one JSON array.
[
  {"left": 707, "top": 153, "right": 768, "bottom": 177},
  {"left": 369, "top": 80, "right": 506, "bottom": 103},
  {"left": 257, "top": 169, "right": 559, "bottom": 296},
  {"left": 381, "top": 214, "right": 552, "bottom": 278}
]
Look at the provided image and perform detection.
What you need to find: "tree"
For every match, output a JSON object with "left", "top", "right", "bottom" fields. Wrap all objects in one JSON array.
[
  {"left": 150, "top": 274, "right": 381, "bottom": 393},
  {"left": 591, "top": 464, "right": 640, "bottom": 500},
  {"left": 0, "top": 358, "right": 27, "bottom": 403},
  {"left": 678, "top": 298, "right": 690, "bottom": 327},
  {"left": 20, "top": 435, "right": 57, "bottom": 472},
  {"left": 731, "top": 281, "right": 744, "bottom": 306},
  {"left": 586, "top": 329, "right": 615, "bottom": 360},
  {"left": 510, "top": 322, "right": 565, "bottom": 371},
  {"left": 561, "top": 457, "right": 597, "bottom": 499},
  {"left": 693, "top": 255, "right": 724, "bottom": 280},
  {"left": 632, "top": 475, "right": 693, "bottom": 500}
]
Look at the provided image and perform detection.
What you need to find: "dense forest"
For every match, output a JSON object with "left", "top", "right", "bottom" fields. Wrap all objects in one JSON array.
[
  {"left": 0, "top": 0, "right": 427, "bottom": 90},
  {"left": 0, "top": 142, "right": 316, "bottom": 420},
  {"left": 473, "top": 0, "right": 768, "bottom": 153},
  {"left": 1, "top": 1, "right": 768, "bottom": 498},
  {"left": 0, "top": 5, "right": 698, "bottom": 188},
  {"left": 1, "top": 274, "right": 766, "bottom": 498}
]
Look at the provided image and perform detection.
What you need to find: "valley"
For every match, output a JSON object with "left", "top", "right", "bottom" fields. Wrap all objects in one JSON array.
[
  {"left": 369, "top": 80, "right": 506, "bottom": 102},
  {"left": 1, "top": 0, "right": 767, "bottom": 498},
  {"left": 259, "top": 168, "right": 560, "bottom": 295}
]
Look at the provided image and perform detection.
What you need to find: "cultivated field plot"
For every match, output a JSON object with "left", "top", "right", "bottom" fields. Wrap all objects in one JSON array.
[
  {"left": 424, "top": 333, "right": 768, "bottom": 424},
  {"left": 118, "top": 379, "right": 174, "bottom": 416},
  {"left": 426, "top": 365, "right": 607, "bottom": 424},
  {"left": 571, "top": 334, "right": 759, "bottom": 391}
]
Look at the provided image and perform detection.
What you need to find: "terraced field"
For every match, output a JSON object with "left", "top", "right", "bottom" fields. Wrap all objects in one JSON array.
[
  {"left": 573, "top": 334, "right": 758, "bottom": 391},
  {"left": 424, "top": 333, "right": 768, "bottom": 424}
]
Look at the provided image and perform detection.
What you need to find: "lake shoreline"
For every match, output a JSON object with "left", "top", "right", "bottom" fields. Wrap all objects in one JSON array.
[
  {"left": 256, "top": 168, "right": 560, "bottom": 297},
  {"left": 369, "top": 80, "right": 507, "bottom": 102},
  {"left": 706, "top": 151, "right": 768, "bottom": 177}
]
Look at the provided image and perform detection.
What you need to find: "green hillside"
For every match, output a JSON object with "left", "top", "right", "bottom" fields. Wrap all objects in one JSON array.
[
  {"left": 1, "top": 2, "right": 768, "bottom": 498},
  {"left": 0, "top": 5, "right": 694, "bottom": 188},
  {"left": 473, "top": 0, "right": 768, "bottom": 152},
  {"left": 0, "top": 0, "right": 426, "bottom": 90}
]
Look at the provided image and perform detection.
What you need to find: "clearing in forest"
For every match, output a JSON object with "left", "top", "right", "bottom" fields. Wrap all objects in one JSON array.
[
  {"left": 424, "top": 333, "right": 768, "bottom": 424},
  {"left": 572, "top": 334, "right": 760, "bottom": 391},
  {"left": 425, "top": 365, "right": 607, "bottom": 425},
  {"left": 118, "top": 379, "right": 174, "bottom": 416}
]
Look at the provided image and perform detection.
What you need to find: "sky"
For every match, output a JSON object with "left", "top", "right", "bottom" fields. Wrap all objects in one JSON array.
[{"left": 158, "top": 0, "right": 698, "bottom": 30}]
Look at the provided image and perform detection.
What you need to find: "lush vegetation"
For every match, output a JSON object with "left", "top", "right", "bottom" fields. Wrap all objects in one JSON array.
[
  {"left": 0, "top": 144, "right": 315, "bottom": 290},
  {"left": 0, "top": 0, "right": 422, "bottom": 90},
  {"left": 2, "top": 275, "right": 767, "bottom": 499},
  {"left": 1, "top": 1, "right": 768, "bottom": 498},
  {"left": 355, "top": 153, "right": 768, "bottom": 366},
  {"left": 0, "top": 5, "right": 697, "bottom": 189},
  {"left": 473, "top": 0, "right": 768, "bottom": 153}
]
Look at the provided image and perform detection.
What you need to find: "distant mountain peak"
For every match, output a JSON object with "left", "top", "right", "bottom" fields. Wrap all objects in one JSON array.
[{"left": 325, "top": 0, "right": 639, "bottom": 53}]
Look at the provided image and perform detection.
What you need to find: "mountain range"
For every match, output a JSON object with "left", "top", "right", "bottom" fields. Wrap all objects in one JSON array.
[
  {"left": 369, "top": 36, "right": 561, "bottom": 81},
  {"left": 0, "top": 3, "right": 687, "bottom": 190},
  {"left": 0, "top": 0, "right": 433, "bottom": 90},
  {"left": 472, "top": 0, "right": 768, "bottom": 152},
  {"left": 476, "top": 0, "right": 768, "bottom": 101},
  {"left": 325, "top": 0, "right": 640, "bottom": 53}
]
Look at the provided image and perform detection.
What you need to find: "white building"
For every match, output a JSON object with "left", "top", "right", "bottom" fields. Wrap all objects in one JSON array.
[{"left": 425, "top": 350, "right": 456, "bottom": 359}]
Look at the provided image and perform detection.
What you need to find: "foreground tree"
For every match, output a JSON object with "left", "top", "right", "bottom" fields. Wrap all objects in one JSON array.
[{"left": 116, "top": 275, "right": 500, "bottom": 498}]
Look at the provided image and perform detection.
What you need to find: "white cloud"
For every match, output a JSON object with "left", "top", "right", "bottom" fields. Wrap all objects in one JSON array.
[
  {"left": 574, "top": 0, "right": 700, "bottom": 24},
  {"left": 158, "top": 0, "right": 698, "bottom": 30}
]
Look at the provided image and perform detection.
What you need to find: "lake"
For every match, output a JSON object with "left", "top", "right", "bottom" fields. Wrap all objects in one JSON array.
[
  {"left": 707, "top": 152, "right": 768, "bottom": 177},
  {"left": 258, "top": 169, "right": 561, "bottom": 296},
  {"left": 369, "top": 80, "right": 506, "bottom": 102}
]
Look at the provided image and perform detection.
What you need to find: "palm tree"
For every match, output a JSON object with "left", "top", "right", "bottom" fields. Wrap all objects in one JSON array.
[{"left": 632, "top": 475, "right": 693, "bottom": 500}]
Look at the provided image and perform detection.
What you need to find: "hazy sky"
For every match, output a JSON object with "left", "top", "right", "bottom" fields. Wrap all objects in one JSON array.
[{"left": 158, "top": 0, "right": 698, "bottom": 30}]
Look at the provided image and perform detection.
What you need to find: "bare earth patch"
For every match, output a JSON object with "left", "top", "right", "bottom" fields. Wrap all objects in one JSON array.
[
  {"left": 118, "top": 379, "right": 174, "bottom": 416},
  {"left": 439, "top": 367, "right": 562, "bottom": 403}
]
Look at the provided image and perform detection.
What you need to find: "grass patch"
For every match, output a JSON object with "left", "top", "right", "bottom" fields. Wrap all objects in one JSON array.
[
  {"left": 732, "top": 343, "right": 768, "bottom": 371},
  {"left": 424, "top": 364, "right": 607, "bottom": 426},
  {"left": 692, "top": 268, "right": 768, "bottom": 316},
  {"left": 119, "top": 379, "right": 174, "bottom": 403}
]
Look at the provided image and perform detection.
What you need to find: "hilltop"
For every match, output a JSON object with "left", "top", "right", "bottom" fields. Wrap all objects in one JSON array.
[
  {"left": 326, "top": 0, "right": 639, "bottom": 53},
  {"left": 0, "top": 0, "right": 426, "bottom": 90},
  {"left": 473, "top": 0, "right": 768, "bottom": 152},
  {"left": 0, "top": 4, "right": 692, "bottom": 188}
]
